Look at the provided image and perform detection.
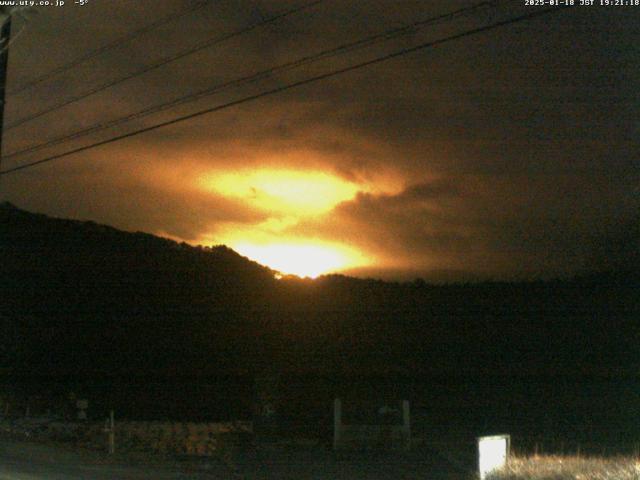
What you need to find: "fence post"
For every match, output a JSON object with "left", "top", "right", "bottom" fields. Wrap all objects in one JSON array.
[
  {"left": 108, "top": 410, "right": 115, "bottom": 454},
  {"left": 402, "top": 400, "right": 411, "bottom": 450},
  {"left": 333, "top": 398, "right": 341, "bottom": 451}
]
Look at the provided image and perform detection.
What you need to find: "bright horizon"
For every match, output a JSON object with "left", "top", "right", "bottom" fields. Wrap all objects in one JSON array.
[{"left": 197, "top": 167, "right": 376, "bottom": 277}]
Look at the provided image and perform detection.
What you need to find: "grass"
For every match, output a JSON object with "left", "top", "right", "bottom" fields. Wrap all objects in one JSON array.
[{"left": 487, "top": 455, "right": 640, "bottom": 480}]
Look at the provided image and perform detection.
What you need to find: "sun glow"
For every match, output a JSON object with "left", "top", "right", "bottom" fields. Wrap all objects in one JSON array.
[
  {"left": 233, "top": 242, "right": 365, "bottom": 278},
  {"left": 197, "top": 167, "right": 377, "bottom": 277},
  {"left": 200, "top": 169, "right": 360, "bottom": 215}
]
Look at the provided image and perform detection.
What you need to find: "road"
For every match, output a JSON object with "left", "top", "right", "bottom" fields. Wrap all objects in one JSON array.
[
  {"left": 0, "top": 437, "right": 472, "bottom": 479},
  {"left": 0, "top": 439, "right": 228, "bottom": 479}
]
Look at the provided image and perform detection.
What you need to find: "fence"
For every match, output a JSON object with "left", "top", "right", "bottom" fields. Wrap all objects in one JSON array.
[
  {"left": 333, "top": 398, "right": 410, "bottom": 450},
  {"left": 0, "top": 415, "right": 253, "bottom": 456}
]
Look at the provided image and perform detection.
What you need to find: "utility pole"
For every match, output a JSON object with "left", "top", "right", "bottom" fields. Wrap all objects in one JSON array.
[{"left": 0, "top": 8, "right": 11, "bottom": 171}]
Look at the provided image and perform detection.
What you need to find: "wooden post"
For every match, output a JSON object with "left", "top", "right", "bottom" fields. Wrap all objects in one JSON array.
[
  {"left": 333, "top": 398, "right": 341, "bottom": 450},
  {"left": 108, "top": 410, "right": 115, "bottom": 454},
  {"left": 402, "top": 400, "right": 410, "bottom": 450}
]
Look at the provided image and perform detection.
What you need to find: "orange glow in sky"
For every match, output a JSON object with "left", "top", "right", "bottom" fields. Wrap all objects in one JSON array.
[
  {"left": 197, "top": 168, "right": 373, "bottom": 277},
  {"left": 200, "top": 169, "right": 360, "bottom": 215},
  {"left": 233, "top": 241, "right": 366, "bottom": 279}
]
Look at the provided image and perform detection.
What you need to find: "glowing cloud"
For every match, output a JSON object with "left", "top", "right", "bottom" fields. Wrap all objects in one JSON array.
[
  {"left": 199, "top": 169, "right": 360, "bottom": 215},
  {"left": 196, "top": 167, "right": 377, "bottom": 276}
]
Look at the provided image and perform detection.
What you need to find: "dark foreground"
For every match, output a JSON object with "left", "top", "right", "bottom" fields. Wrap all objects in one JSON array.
[
  {"left": 0, "top": 437, "right": 473, "bottom": 480},
  {"left": 0, "top": 438, "right": 218, "bottom": 479}
]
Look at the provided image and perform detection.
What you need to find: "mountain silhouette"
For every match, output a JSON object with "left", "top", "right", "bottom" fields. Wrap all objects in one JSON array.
[{"left": 1, "top": 202, "right": 638, "bottom": 381}]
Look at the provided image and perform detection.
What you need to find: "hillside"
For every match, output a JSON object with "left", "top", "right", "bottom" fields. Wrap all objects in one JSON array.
[{"left": 1, "top": 202, "right": 638, "bottom": 381}]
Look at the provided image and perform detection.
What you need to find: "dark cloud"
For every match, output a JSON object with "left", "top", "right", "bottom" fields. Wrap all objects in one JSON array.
[{"left": 291, "top": 172, "right": 639, "bottom": 278}]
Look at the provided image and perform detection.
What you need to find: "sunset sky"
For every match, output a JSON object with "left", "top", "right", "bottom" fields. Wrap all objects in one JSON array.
[{"left": 0, "top": 0, "right": 638, "bottom": 280}]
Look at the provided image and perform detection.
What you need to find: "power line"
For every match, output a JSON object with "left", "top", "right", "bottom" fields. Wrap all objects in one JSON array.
[
  {"left": 2, "top": 0, "right": 497, "bottom": 161},
  {"left": 0, "top": 5, "right": 569, "bottom": 176},
  {"left": 6, "top": 0, "right": 212, "bottom": 97},
  {"left": 3, "top": 0, "right": 325, "bottom": 132},
  {"left": 0, "top": 15, "right": 28, "bottom": 55}
]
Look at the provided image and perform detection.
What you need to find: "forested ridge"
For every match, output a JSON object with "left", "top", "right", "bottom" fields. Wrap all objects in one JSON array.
[{"left": 2, "top": 202, "right": 638, "bottom": 380}]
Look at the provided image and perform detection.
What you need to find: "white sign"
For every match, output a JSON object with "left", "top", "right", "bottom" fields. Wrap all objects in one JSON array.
[{"left": 478, "top": 434, "right": 510, "bottom": 480}]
